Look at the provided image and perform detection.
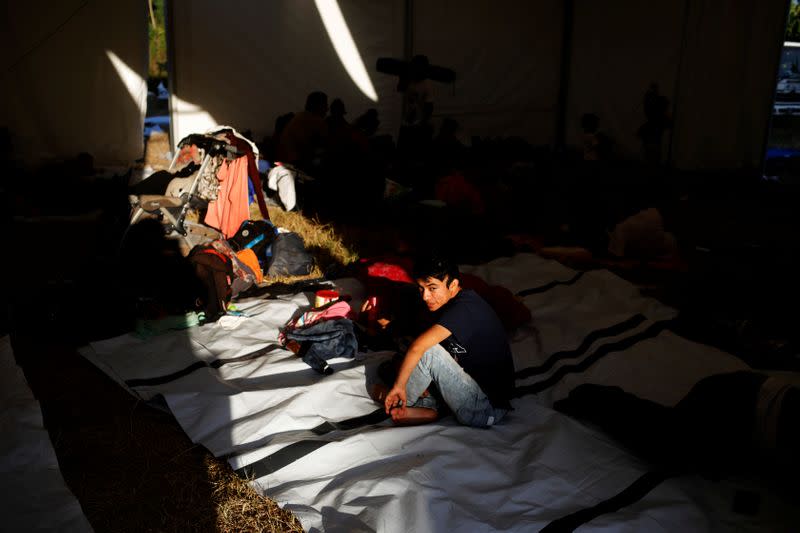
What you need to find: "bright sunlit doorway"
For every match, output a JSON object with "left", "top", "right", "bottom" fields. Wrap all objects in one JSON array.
[
  {"left": 765, "top": 1, "right": 800, "bottom": 182},
  {"left": 143, "top": 0, "right": 172, "bottom": 170}
]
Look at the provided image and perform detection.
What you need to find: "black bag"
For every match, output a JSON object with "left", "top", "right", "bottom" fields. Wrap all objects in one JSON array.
[{"left": 267, "top": 232, "right": 314, "bottom": 277}]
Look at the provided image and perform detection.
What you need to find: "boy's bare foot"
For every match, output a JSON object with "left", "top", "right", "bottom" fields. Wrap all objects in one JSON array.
[{"left": 390, "top": 406, "right": 438, "bottom": 426}]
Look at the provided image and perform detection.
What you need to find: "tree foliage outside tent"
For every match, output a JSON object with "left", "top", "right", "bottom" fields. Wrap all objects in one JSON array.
[
  {"left": 787, "top": 0, "right": 800, "bottom": 42},
  {"left": 148, "top": 0, "right": 167, "bottom": 79}
]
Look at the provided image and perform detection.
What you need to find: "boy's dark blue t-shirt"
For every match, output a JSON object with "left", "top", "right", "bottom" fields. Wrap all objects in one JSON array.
[{"left": 435, "top": 289, "right": 514, "bottom": 408}]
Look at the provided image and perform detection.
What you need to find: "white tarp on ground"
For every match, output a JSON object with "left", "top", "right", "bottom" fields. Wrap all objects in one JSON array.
[
  {"left": 0, "top": 336, "right": 93, "bottom": 533},
  {"left": 81, "top": 254, "right": 797, "bottom": 532}
]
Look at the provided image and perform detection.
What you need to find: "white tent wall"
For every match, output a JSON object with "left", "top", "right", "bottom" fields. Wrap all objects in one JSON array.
[
  {"left": 412, "top": 1, "right": 563, "bottom": 146},
  {"left": 566, "top": 0, "right": 685, "bottom": 160},
  {"left": 565, "top": 0, "right": 787, "bottom": 170},
  {"left": 169, "top": 0, "right": 405, "bottom": 149},
  {"left": 0, "top": 0, "right": 147, "bottom": 166},
  {"left": 0, "top": 0, "right": 788, "bottom": 170},
  {"left": 670, "top": 0, "right": 787, "bottom": 171}
]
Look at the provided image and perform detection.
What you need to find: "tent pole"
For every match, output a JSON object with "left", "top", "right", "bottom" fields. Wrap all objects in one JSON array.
[
  {"left": 555, "top": 0, "right": 574, "bottom": 154},
  {"left": 667, "top": 0, "right": 691, "bottom": 170},
  {"left": 165, "top": 0, "right": 177, "bottom": 150},
  {"left": 759, "top": 0, "right": 793, "bottom": 178},
  {"left": 400, "top": 0, "right": 414, "bottom": 131},
  {"left": 404, "top": 0, "right": 414, "bottom": 61}
]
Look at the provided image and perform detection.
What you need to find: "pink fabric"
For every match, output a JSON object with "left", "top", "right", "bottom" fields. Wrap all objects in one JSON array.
[
  {"left": 290, "top": 301, "right": 354, "bottom": 328},
  {"left": 204, "top": 157, "right": 250, "bottom": 239},
  {"left": 279, "top": 300, "right": 354, "bottom": 345}
]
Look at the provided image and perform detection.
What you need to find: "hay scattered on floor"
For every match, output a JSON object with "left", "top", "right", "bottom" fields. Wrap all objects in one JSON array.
[
  {"left": 208, "top": 458, "right": 303, "bottom": 533},
  {"left": 19, "top": 341, "right": 304, "bottom": 533},
  {"left": 250, "top": 205, "right": 360, "bottom": 284},
  {"left": 144, "top": 131, "right": 172, "bottom": 170}
]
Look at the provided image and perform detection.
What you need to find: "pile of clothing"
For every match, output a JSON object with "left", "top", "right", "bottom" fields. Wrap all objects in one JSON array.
[{"left": 128, "top": 127, "right": 316, "bottom": 325}]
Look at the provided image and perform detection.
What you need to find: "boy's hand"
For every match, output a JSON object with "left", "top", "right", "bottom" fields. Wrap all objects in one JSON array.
[{"left": 384, "top": 385, "right": 407, "bottom": 419}]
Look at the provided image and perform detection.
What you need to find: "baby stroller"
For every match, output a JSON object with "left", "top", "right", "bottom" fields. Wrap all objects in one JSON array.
[{"left": 128, "top": 128, "right": 268, "bottom": 253}]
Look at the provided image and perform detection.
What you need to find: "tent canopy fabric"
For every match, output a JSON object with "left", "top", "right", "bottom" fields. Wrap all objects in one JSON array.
[
  {"left": 1, "top": 0, "right": 147, "bottom": 166},
  {"left": 1, "top": 0, "right": 787, "bottom": 170}
]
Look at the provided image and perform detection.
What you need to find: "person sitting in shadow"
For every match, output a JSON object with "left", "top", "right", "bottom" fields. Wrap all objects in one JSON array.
[
  {"left": 276, "top": 91, "right": 329, "bottom": 170},
  {"left": 580, "top": 113, "right": 612, "bottom": 162},
  {"left": 637, "top": 83, "right": 672, "bottom": 166},
  {"left": 354, "top": 108, "right": 393, "bottom": 162},
  {"left": 327, "top": 98, "right": 348, "bottom": 134},
  {"left": 354, "top": 108, "right": 380, "bottom": 138},
  {"left": 397, "top": 55, "right": 435, "bottom": 161},
  {"left": 120, "top": 218, "right": 203, "bottom": 321},
  {"left": 554, "top": 371, "right": 800, "bottom": 482},
  {"left": 432, "top": 117, "right": 466, "bottom": 172},
  {"left": 326, "top": 98, "right": 368, "bottom": 156}
]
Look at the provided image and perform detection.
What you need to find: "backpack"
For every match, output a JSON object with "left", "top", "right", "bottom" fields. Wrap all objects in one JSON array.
[
  {"left": 227, "top": 219, "right": 278, "bottom": 269},
  {"left": 188, "top": 245, "right": 233, "bottom": 321}
]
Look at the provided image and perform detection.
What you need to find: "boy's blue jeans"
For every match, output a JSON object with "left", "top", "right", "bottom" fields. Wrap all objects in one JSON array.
[{"left": 405, "top": 344, "right": 507, "bottom": 428}]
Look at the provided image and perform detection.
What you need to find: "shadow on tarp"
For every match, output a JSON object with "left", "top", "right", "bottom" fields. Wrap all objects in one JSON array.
[
  {"left": 7, "top": 189, "right": 237, "bottom": 530},
  {"left": 11, "top": 334, "right": 224, "bottom": 532}
]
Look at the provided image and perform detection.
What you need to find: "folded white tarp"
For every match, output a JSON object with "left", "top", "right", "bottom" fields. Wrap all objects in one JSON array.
[
  {"left": 81, "top": 255, "right": 798, "bottom": 531},
  {"left": 1, "top": 336, "right": 93, "bottom": 533}
]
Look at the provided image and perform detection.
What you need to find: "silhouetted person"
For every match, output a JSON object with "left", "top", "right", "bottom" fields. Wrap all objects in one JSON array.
[
  {"left": 556, "top": 371, "right": 800, "bottom": 482},
  {"left": 637, "top": 83, "right": 671, "bottom": 165},
  {"left": 432, "top": 117, "right": 465, "bottom": 171},
  {"left": 580, "top": 113, "right": 611, "bottom": 162},
  {"left": 276, "top": 91, "right": 329, "bottom": 168},
  {"left": 274, "top": 112, "right": 295, "bottom": 140},
  {"left": 399, "top": 55, "right": 434, "bottom": 126},
  {"left": 398, "top": 55, "right": 434, "bottom": 158},
  {"left": 353, "top": 109, "right": 394, "bottom": 192},
  {"left": 327, "top": 98, "right": 348, "bottom": 132},
  {"left": 354, "top": 109, "right": 380, "bottom": 138},
  {"left": 326, "top": 98, "right": 366, "bottom": 155},
  {"left": 121, "top": 219, "right": 202, "bottom": 319}
]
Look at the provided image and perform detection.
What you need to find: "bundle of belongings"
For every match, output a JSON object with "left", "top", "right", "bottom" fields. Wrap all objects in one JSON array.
[
  {"left": 185, "top": 220, "right": 315, "bottom": 322},
  {"left": 126, "top": 127, "right": 315, "bottom": 326},
  {"left": 279, "top": 298, "right": 358, "bottom": 374}
]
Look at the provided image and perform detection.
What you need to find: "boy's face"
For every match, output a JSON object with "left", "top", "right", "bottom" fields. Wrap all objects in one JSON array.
[{"left": 416, "top": 275, "right": 459, "bottom": 312}]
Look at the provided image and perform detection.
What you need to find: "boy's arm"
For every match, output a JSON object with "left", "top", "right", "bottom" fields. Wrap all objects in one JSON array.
[{"left": 384, "top": 324, "right": 451, "bottom": 417}]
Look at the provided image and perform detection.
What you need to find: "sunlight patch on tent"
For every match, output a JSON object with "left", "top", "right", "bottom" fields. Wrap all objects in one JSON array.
[
  {"left": 314, "top": 0, "right": 379, "bottom": 102},
  {"left": 105, "top": 50, "right": 148, "bottom": 114},
  {"left": 170, "top": 93, "right": 217, "bottom": 144}
]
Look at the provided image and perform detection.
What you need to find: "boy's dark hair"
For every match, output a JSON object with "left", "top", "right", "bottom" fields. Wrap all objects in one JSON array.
[{"left": 412, "top": 254, "right": 460, "bottom": 287}]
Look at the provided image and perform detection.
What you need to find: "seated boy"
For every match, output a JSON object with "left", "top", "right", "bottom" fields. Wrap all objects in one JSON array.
[{"left": 373, "top": 254, "right": 515, "bottom": 427}]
